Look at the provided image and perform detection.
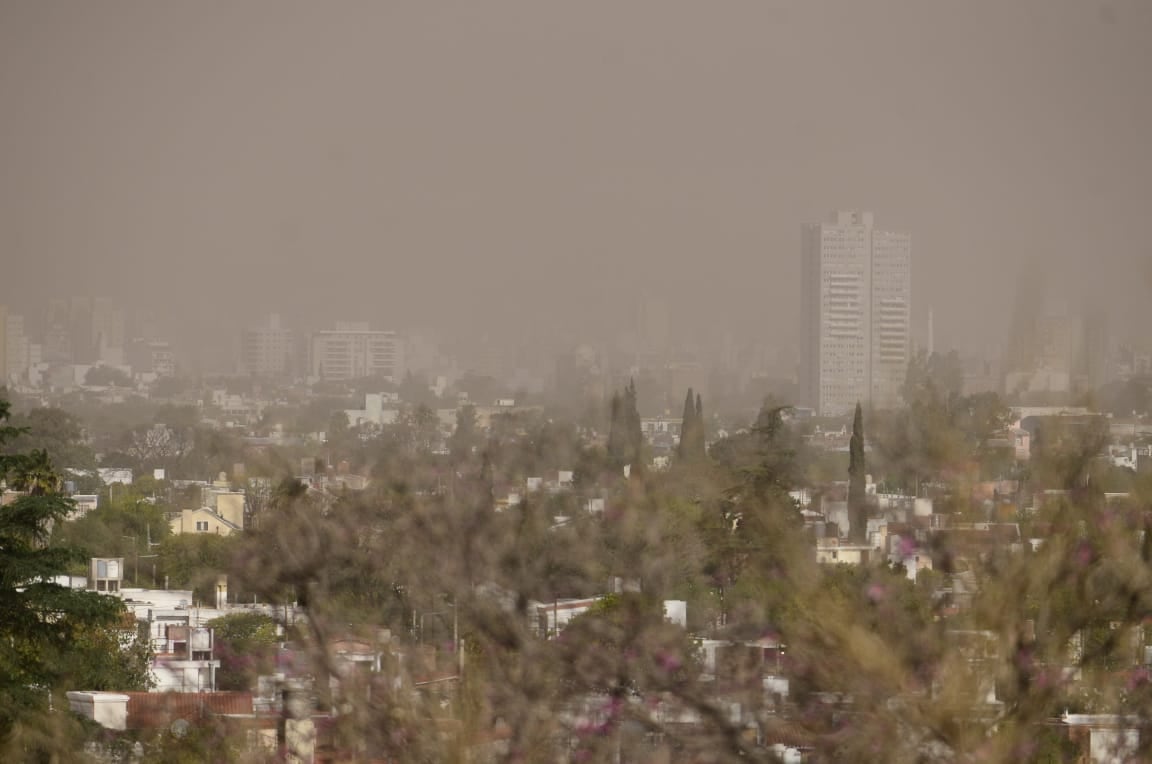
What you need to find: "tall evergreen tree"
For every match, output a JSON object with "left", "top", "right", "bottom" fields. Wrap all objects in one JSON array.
[
  {"left": 607, "top": 381, "right": 644, "bottom": 473},
  {"left": 848, "top": 401, "right": 867, "bottom": 542},
  {"left": 0, "top": 399, "right": 126, "bottom": 740},
  {"left": 694, "top": 392, "right": 706, "bottom": 459},
  {"left": 678, "top": 388, "right": 695, "bottom": 460},
  {"left": 606, "top": 391, "right": 626, "bottom": 468},
  {"left": 625, "top": 379, "right": 644, "bottom": 474}
]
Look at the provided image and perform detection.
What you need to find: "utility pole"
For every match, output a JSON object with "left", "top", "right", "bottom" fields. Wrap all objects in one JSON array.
[
  {"left": 121, "top": 535, "right": 138, "bottom": 585},
  {"left": 453, "top": 598, "right": 462, "bottom": 677}
]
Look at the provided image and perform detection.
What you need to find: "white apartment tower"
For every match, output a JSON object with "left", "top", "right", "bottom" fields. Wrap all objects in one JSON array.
[
  {"left": 309, "top": 323, "right": 403, "bottom": 382},
  {"left": 240, "top": 313, "right": 296, "bottom": 377},
  {"left": 801, "top": 211, "right": 911, "bottom": 416}
]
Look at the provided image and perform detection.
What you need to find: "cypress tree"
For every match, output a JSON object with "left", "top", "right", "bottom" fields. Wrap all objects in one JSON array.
[
  {"left": 625, "top": 379, "right": 644, "bottom": 473},
  {"left": 694, "top": 392, "right": 706, "bottom": 459},
  {"left": 678, "top": 388, "right": 695, "bottom": 460},
  {"left": 0, "top": 399, "right": 125, "bottom": 737},
  {"left": 848, "top": 402, "right": 867, "bottom": 542},
  {"left": 607, "top": 391, "right": 626, "bottom": 467}
]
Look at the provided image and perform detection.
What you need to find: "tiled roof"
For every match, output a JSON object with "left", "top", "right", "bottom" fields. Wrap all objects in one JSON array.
[{"left": 125, "top": 692, "right": 254, "bottom": 729}]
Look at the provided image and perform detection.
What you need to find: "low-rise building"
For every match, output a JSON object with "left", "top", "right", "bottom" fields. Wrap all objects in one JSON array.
[
  {"left": 70, "top": 493, "right": 99, "bottom": 519},
  {"left": 815, "top": 537, "right": 875, "bottom": 566},
  {"left": 344, "top": 392, "right": 400, "bottom": 428},
  {"left": 169, "top": 507, "right": 241, "bottom": 536}
]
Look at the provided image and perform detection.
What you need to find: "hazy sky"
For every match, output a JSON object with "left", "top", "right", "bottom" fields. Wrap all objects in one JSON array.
[{"left": 2, "top": 0, "right": 1150, "bottom": 355}]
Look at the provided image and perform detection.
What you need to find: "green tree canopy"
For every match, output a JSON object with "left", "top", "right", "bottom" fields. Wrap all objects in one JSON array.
[
  {"left": 1, "top": 407, "right": 96, "bottom": 472},
  {"left": 0, "top": 399, "right": 129, "bottom": 742}
]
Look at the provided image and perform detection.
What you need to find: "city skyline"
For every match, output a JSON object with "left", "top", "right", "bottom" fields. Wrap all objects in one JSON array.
[{"left": 3, "top": 2, "right": 1150, "bottom": 357}]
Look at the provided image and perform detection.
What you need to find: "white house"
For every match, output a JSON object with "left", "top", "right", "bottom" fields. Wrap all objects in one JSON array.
[{"left": 344, "top": 393, "right": 400, "bottom": 428}]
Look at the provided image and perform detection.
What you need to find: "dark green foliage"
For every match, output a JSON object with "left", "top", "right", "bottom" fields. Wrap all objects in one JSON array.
[
  {"left": 0, "top": 399, "right": 128, "bottom": 741},
  {"left": 677, "top": 388, "right": 707, "bottom": 463},
  {"left": 155, "top": 533, "right": 241, "bottom": 604},
  {"left": 449, "top": 404, "right": 479, "bottom": 464},
  {"left": 83, "top": 365, "right": 133, "bottom": 388},
  {"left": 558, "top": 591, "right": 701, "bottom": 694},
  {"left": 51, "top": 488, "right": 172, "bottom": 580},
  {"left": 873, "top": 354, "right": 1013, "bottom": 490},
  {"left": 711, "top": 400, "right": 806, "bottom": 498},
  {"left": 0, "top": 407, "right": 97, "bottom": 472},
  {"left": 207, "top": 612, "right": 279, "bottom": 691},
  {"left": 848, "top": 402, "right": 867, "bottom": 541},
  {"left": 607, "top": 379, "right": 644, "bottom": 473},
  {"left": 678, "top": 388, "right": 696, "bottom": 461},
  {"left": 695, "top": 392, "right": 704, "bottom": 448}
]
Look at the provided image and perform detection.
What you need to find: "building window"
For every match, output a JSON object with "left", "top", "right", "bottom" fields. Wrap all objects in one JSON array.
[{"left": 196, "top": 521, "right": 209, "bottom": 532}]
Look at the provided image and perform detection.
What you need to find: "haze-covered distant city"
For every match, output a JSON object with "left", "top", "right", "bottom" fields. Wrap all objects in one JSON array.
[
  {"left": 4, "top": 2, "right": 1152, "bottom": 761},
  {"left": 3, "top": 1, "right": 1151, "bottom": 371}
]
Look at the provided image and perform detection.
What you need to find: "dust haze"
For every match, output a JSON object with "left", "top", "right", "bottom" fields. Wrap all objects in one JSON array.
[{"left": 2, "top": 0, "right": 1150, "bottom": 369}]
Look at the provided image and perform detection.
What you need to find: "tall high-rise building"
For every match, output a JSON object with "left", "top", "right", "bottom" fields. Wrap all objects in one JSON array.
[
  {"left": 4, "top": 312, "right": 29, "bottom": 384},
  {"left": 67, "top": 297, "right": 97, "bottom": 364},
  {"left": 43, "top": 298, "right": 72, "bottom": 363},
  {"left": 309, "top": 323, "right": 403, "bottom": 382},
  {"left": 240, "top": 313, "right": 296, "bottom": 377},
  {"left": 801, "top": 211, "right": 912, "bottom": 416},
  {"left": 91, "top": 298, "right": 126, "bottom": 365}
]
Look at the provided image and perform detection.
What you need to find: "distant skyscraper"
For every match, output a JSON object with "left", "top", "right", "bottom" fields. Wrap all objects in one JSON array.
[
  {"left": 43, "top": 298, "right": 72, "bottom": 363},
  {"left": 309, "top": 323, "right": 403, "bottom": 382},
  {"left": 67, "top": 297, "right": 97, "bottom": 364},
  {"left": 4, "top": 312, "right": 29, "bottom": 384},
  {"left": 240, "top": 313, "right": 296, "bottom": 377},
  {"left": 1081, "top": 305, "right": 1111, "bottom": 390},
  {"left": 801, "top": 211, "right": 912, "bottom": 416},
  {"left": 91, "top": 298, "right": 126, "bottom": 365}
]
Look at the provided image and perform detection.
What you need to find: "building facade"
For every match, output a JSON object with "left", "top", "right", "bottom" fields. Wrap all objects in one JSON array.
[
  {"left": 801, "top": 211, "right": 911, "bottom": 416},
  {"left": 310, "top": 323, "right": 403, "bottom": 382},
  {"left": 4, "top": 312, "right": 30, "bottom": 384},
  {"left": 240, "top": 313, "right": 295, "bottom": 377}
]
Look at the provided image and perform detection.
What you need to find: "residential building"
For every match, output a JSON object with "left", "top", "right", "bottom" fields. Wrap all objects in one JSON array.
[
  {"left": 70, "top": 494, "right": 99, "bottom": 519},
  {"left": 344, "top": 392, "right": 400, "bottom": 428},
  {"left": 151, "top": 624, "right": 221, "bottom": 692},
  {"left": 815, "top": 537, "right": 874, "bottom": 566},
  {"left": 127, "top": 338, "right": 175, "bottom": 379},
  {"left": 801, "top": 211, "right": 912, "bottom": 415},
  {"left": 240, "top": 313, "right": 295, "bottom": 377},
  {"left": 169, "top": 506, "right": 241, "bottom": 536},
  {"left": 310, "top": 323, "right": 403, "bottom": 382}
]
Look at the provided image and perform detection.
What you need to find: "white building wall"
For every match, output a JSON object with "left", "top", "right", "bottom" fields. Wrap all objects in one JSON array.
[
  {"left": 311, "top": 328, "right": 402, "bottom": 382},
  {"left": 802, "top": 211, "right": 911, "bottom": 415},
  {"left": 870, "top": 229, "right": 912, "bottom": 409}
]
